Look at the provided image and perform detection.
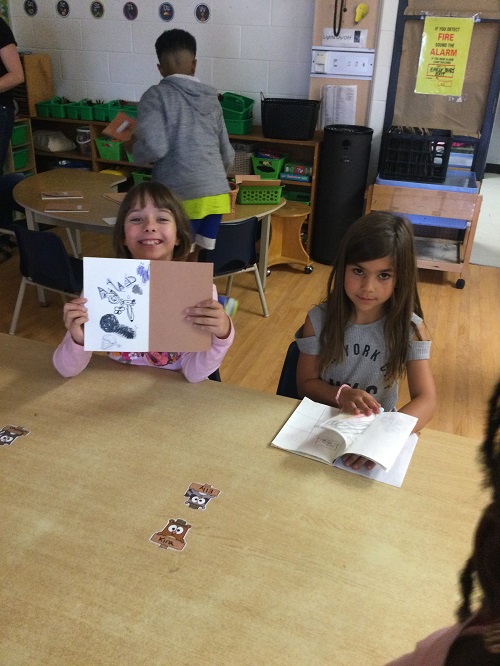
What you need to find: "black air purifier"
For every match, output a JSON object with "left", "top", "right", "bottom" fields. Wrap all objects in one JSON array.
[{"left": 311, "top": 125, "right": 373, "bottom": 265}]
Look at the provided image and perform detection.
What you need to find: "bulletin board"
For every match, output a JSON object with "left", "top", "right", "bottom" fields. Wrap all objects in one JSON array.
[
  {"left": 392, "top": 18, "right": 499, "bottom": 136},
  {"left": 382, "top": 0, "right": 499, "bottom": 178}
]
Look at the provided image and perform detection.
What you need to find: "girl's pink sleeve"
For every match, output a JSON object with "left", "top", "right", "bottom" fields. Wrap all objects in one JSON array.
[
  {"left": 180, "top": 319, "right": 235, "bottom": 383},
  {"left": 53, "top": 331, "right": 93, "bottom": 377}
]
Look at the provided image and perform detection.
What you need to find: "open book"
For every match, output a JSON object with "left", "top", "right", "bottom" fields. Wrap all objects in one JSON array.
[{"left": 272, "top": 398, "right": 419, "bottom": 487}]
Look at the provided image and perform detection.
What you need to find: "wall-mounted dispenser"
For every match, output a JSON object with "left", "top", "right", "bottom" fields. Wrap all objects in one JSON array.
[{"left": 311, "top": 46, "right": 374, "bottom": 79}]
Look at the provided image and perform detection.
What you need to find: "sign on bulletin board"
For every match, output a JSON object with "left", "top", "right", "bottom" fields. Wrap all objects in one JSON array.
[{"left": 415, "top": 17, "right": 473, "bottom": 96}]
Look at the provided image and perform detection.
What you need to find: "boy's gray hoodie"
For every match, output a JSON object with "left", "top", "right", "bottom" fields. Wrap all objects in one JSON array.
[{"left": 133, "top": 75, "right": 235, "bottom": 201}]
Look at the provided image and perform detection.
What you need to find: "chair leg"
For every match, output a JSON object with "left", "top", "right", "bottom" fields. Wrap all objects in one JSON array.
[
  {"left": 9, "top": 277, "right": 27, "bottom": 335},
  {"left": 226, "top": 275, "right": 234, "bottom": 296},
  {"left": 252, "top": 264, "right": 269, "bottom": 317}
]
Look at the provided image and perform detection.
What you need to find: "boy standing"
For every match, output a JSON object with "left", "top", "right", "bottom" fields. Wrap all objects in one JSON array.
[{"left": 132, "top": 29, "right": 234, "bottom": 253}]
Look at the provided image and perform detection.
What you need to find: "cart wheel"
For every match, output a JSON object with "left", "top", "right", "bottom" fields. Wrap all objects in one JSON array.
[
  {"left": 455, "top": 278, "right": 465, "bottom": 289},
  {"left": 304, "top": 265, "right": 313, "bottom": 274},
  {"left": 266, "top": 269, "right": 271, "bottom": 277}
]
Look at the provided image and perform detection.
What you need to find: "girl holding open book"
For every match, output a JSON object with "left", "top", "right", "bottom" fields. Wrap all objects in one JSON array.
[
  {"left": 53, "top": 181, "right": 233, "bottom": 381},
  {"left": 295, "top": 211, "right": 436, "bottom": 470}
]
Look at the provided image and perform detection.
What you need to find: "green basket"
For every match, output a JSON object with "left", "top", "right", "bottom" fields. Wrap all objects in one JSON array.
[
  {"left": 66, "top": 99, "right": 95, "bottom": 121},
  {"left": 48, "top": 96, "right": 67, "bottom": 119},
  {"left": 224, "top": 116, "right": 253, "bottom": 135},
  {"left": 221, "top": 93, "right": 254, "bottom": 120},
  {"left": 12, "top": 147, "right": 29, "bottom": 170},
  {"left": 251, "top": 154, "right": 287, "bottom": 179},
  {"left": 35, "top": 100, "right": 52, "bottom": 117},
  {"left": 284, "top": 189, "right": 311, "bottom": 205},
  {"left": 236, "top": 184, "right": 282, "bottom": 205},
  {"left": 132, "top": 170, "right": 152, "bottom": 184},
  {"left": 94, "top": 100, "right": 121, "bottom": 122},
  {"left": 95, "top": 137, "right": 125, "bottom": 161},
  {"left": 11, "top": 123, "right": 28, "bottom": 146}
]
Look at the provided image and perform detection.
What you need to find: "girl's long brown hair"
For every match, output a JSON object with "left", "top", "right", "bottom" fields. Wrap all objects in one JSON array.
[
  {"left": 319, "top": 211, "right": 423, "bottom": 385},
  {"left": 113, "top": 181, "right": 192, "bottom": 261}
]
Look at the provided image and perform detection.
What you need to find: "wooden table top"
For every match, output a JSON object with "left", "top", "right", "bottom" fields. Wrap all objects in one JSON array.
[
  {"left": 13, "top": 168, "right": 127, "bottom": 232},
  {"left": 0, "top": 334, "right": 486, "bottom": 665}
]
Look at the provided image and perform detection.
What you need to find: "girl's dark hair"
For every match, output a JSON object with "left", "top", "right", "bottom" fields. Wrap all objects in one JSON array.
[
  {"left": 112, "top": 181, "right": 192, "bottom": 261},
  {"left": 319, "top": 211, "right": 423, "bottom": 385},
  {"left": 457, "top": 381, "right": 500, "bottom": 624}
]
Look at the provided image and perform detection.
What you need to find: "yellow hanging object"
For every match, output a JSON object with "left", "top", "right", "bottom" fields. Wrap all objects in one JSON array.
[{"left": 355, "top": 3, "right": 368, "bottom": 23}]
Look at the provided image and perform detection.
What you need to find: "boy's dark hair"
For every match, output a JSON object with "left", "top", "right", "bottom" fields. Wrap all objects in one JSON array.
[
  {"left": 319, "top": 211, "right": 424, "bottom": 385},
  {"left": 457, "top": 382, "right": 500, "bottom": 626},
  {"left": 155, "top": 29, "right": 196, "bottom": 62},
  {"left": 113, "top": 181, "right": 192, "bottom": 261}
]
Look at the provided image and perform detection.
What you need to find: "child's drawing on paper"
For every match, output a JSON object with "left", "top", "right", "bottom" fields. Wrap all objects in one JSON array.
[{"left": 84, "top": 258, "right": 151, "bottom": 351}]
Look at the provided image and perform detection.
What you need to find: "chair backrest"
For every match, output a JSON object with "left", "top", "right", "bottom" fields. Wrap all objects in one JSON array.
[
  {"left": 199, "top": 217, "right": 259, "bottom": 275},
  {"left": 12, "top": 224, "right": 83, "bottom": 293},
  {"left": 276, "top": 340, "right": 301, "bottom": 399}
]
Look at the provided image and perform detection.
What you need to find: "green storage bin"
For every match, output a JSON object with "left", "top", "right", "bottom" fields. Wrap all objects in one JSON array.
[
  {"left": 236, "top": 184, "right": 282, "bottom": 205},
  {"left": 95, "top": 137, "right": 125, "bottom": 161},
  {"left": 121, "top": 105, "right": 138, "bottom": 119},
  {"left": 132, "top": 170, "right": 152, "bottom": 184},
  {"left": 12, "top": 147, "right": 29, "bottom": 170},
  {"left": 252, "top": 154, "right": 287, "bottom": 179},
  {"left": 284, "top": 189, "right": 311, "bottom": 205},
  {"left": 221, "top": 93, "right": 254, "bottom": 120},
  {"left": 65, "top": 102, "right": 81, "bottom": 120},
  {"left": 35, "top": 100, "right": 52, "bottom": 118},
  {"left": 94, "top": 100, "right": 121, "bottom": 122},
  {"left": 11, "top": 123, "right": 28, "bottom": 146},
  {"left": 224, "top": 116, "right": 253, "bottom": 135},
  {"left": 48, "top": 96, "right": 67, "bottom": 119}
]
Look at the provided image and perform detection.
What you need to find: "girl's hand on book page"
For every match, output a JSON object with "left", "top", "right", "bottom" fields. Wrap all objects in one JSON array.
[
  {"left": 63, "top": 297, "right": 88, "bottom": 346},
  {"left": 338, "top": 387, "right": 381, "bottom": 417},
  {"left": 185, "top": 299, "right": 231, "bottom": 339},
  {"left": 341, "top": 454, "right": 376, "bottom": 471}
]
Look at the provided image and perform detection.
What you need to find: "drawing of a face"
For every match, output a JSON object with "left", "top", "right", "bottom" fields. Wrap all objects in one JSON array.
[{"left": 124, "top": 197, "right": 179, "bottom": 261}]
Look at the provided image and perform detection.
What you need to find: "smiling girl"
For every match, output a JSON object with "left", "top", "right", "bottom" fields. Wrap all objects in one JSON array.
[
  {"left": 295, "top": 211, "right": 436, "bottom": 470},
  {"left": 53, "top": 181, "right": 234, "bottom": 382}
]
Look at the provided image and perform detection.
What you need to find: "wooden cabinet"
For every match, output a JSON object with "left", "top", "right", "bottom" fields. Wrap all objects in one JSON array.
[
  {"left": 365, "top": 181, "right": 482, "bottom": 288},
  {"left": 4, "top": 117, "right": 36, "bottom": 176},
  {"left": 228, "top": 128, "right": 322, "bottom": 251},
  {"left": 13, "top": 54, "right": 54, "bottom": 118}
]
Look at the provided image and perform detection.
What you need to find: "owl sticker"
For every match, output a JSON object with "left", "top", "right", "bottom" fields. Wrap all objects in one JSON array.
[
  {"left": 0, "top": 424, "right": 31, "bottom": 446},
  {"left": 150, "top": 518, "right": 191, "bottom": 551},
  {"left": 184, "top": 483, "right": 221, "bottom": 510}
]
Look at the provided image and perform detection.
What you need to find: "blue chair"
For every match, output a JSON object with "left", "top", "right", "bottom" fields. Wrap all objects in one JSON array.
[
  {"left": 199, "top": 216, "right": 268, "bottom": 317},
  {"left": 9, "top": 224, "right": 83, "bottom": 335},
  {"left": 276, "top": 340, "right": 301, "bottom": 399}
]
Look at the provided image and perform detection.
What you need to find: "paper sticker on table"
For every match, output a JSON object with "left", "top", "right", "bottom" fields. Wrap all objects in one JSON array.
[
  {"left": 0, "top": 425, "right": 31, "bottom": 446},
  {"left": 83, "top": 258, "right": 213, "bottom": 352},
  {"left": 184, "top": 482, "right": 221, "bottom": 510},
  {"left": 150, "top": 518, "right": 191, "bottom": 551}
]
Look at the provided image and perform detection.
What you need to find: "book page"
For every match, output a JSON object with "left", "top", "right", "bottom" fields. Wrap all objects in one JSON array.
[
  {"left": 84, "top": 257, "right": 150, "bottom": 351},
  {"left": 340, "top": 412, "right": 417, "bottom": 471},
  {"left": 272, "top": 398, "right": 341, "bottom": 464},
  {"left": 333, "top": 434, "right": 419, "bottom": 488}
]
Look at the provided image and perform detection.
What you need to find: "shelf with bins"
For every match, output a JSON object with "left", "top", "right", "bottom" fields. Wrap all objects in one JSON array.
[
  {"left": 30, "top": 116, "right": 150, "bottom": 182},
  {"left": 5, "top": 117, "right": 36, "bottom": 176},
  {"left": 228, "top": 127, "right": 322, "bottom": 252}
]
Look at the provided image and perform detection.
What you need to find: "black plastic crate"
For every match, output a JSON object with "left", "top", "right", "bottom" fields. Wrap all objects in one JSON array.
[
  {"left": 261, "top": 95, "right": 320, "bottom": 141},
  {"left": 379, "top": 126, "right": 452, "bottom": 183}
]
